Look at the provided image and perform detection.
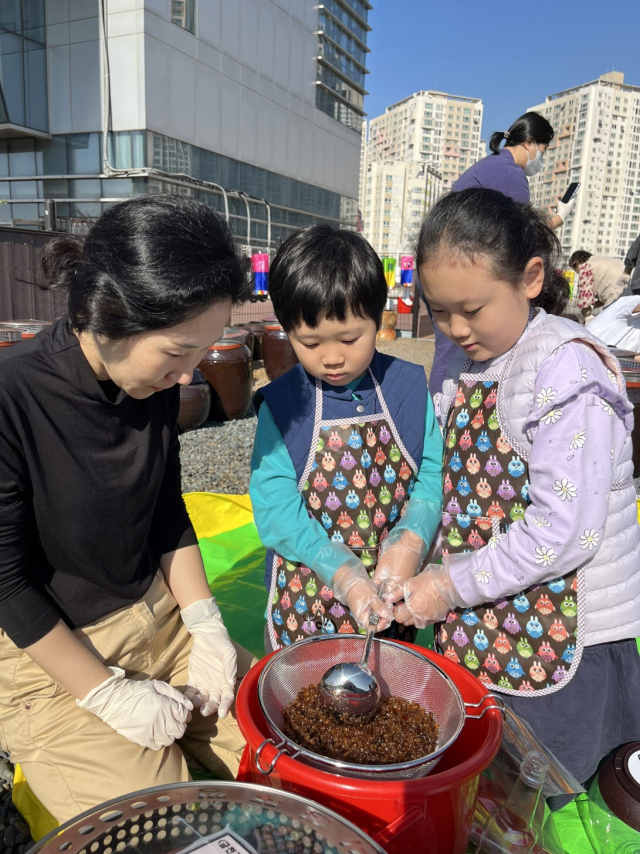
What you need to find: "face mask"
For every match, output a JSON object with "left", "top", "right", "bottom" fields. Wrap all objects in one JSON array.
[{"left": 524, "top": 144, "right": 543, "bottom": 177}]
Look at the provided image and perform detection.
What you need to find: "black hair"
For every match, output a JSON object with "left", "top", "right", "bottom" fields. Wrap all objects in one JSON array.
[
  {"left": 489, "top": 111, "right": 554, "bottom": 155},
  {"left": 569, "top": 250, "right": 592, "bottom": 270},
  {"left": 269, "top": 225, "right": 388, "bottom": 332},
  {"left": 416, "top": 188, "right": 569, "bottom": 316},
  {"left": 40, "top": 194, "right": 249, "bottom": 339}
]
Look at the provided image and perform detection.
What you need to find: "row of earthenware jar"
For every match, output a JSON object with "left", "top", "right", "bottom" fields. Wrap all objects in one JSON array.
[
  {"left": 179, "top": 318, "right": 299, "bottom": 431},
  {"left": 0, "top": 317, "right": 299, "bottom": 432}
]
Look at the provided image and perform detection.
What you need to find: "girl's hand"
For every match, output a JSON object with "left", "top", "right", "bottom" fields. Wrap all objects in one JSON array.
[
  {"left": 181, "top": 598, "right": 238, "bottom": 718},
  {"left": 385, "top": 564, "right": 465, "bottom": 628}
]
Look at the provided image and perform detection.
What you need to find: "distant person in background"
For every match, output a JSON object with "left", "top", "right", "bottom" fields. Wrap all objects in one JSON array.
[
  {"left": 623, "top": 233, "right": 640, "bottom": 294},
  {"left": 588, "top": 295, "right": 640, "bottom": 353},
  {"left": 427, "top": 113, "right": 576, "bottom": 396},
  {"left": 569, "top": 250, "right": 631, "bottom": 322}
]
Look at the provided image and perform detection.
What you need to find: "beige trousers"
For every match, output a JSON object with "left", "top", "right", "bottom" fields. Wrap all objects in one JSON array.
[{"left": 0, "top": 572, "right": 254, "bottom": 823}]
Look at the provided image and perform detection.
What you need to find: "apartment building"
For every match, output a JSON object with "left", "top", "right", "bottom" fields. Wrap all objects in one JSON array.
[
  {"left": 0, "top": 0, "right": 371, "bottom": 243},
  {"left": 360, "top": 89, "right": 483, "bottom": 253},
  {"left": 528, "top": 71, "right": 640, "bottom": 259}
]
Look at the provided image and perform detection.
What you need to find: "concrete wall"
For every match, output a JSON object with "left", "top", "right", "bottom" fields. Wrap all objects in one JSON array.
[{"left": 44, "top": 0, "right": 361, "bottom": 199}]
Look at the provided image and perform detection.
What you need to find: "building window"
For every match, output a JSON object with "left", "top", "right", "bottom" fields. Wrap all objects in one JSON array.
[{"left": 171, "top": 0, "right": 195, "bottom": 33}]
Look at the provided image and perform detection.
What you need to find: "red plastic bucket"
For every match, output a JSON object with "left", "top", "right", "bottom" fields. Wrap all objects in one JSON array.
[{"left": 236, "top": 643, "right": 502, "bottom": 854}]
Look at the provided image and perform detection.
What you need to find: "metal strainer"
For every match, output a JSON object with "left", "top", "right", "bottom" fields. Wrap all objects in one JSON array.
[{"left": 257, "top": 635, "right": 499, "bottom": 781}]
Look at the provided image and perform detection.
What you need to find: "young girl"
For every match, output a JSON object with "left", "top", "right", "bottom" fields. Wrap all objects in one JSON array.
[
  {"left": 383, "top": 188, "right": 640, "bottom": 784},
  {"left": 250, "top": 225, "right": 442, "bottom": 649}
]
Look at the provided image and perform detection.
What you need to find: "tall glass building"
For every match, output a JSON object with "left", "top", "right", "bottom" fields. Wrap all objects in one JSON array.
[
  {"left": 0, "top": 0, "right": 372, "bottom": 244},
  {"left": 316, "top": 0, "right": 370, "bottom": 132}
]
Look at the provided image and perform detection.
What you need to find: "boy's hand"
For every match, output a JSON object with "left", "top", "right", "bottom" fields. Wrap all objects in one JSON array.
[
  {"left": 373, "top": 530, "right": 426, "bottom": 589},
  {"left": 332, "top": 563, "right": 393, "bottom": 630}
]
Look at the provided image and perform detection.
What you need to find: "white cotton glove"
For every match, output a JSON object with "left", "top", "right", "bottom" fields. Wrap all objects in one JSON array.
[
  {"left": 181, "top": 598, "right": 238, "bottom": 719},
  {"left": 556, "top": 195, "right": 576, "bottom": 223},
  {"left": 385, "top": 563, "right": 466, "bottom": 629},
  {"left": 77, "top": 667, "right": 193, "bottom": 750},
  {"left": 331, "top": 563, "right": 393, "bottom": 631},
  {"left": 372, "top": 530, "right": 427, "bottom": 590}
]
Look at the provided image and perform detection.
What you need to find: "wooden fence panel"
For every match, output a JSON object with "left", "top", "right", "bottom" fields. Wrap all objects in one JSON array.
[{"left": 0, "top": 227, "right": 67, "bottom": 322}]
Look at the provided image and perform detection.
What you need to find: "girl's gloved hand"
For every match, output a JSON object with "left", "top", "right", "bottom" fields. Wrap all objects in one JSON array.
[
  {"left": 372, "top": 530, "right": 426, "bottom": 590},
  {"left": 385, "top": 564, "right": 466, "bottom": 628},
  {"left": 181, "top": 598, "right": 238, "bottom": 719},
  {"left": 77, "top": 667, "right": 193, "bottom": 750},
  {"left": 331, "top": 563, "right": 393, "bottom": 630}
]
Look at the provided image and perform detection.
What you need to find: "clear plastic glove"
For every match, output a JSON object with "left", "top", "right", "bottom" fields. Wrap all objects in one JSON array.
[
  {"left": 556, "top": 194, "right": 576, "bottom": 223},
  {"left": 373, "top": 530, "right": 427, "bottom": 590},
  {"left": 385, "top": 563, "right": 466, "bottom": 629},
  {"left": 181, "top": 598, "right": 238, "bottom": 718},
  {"left": 77, "top": 666, "right": 193, "bottom": 750},
  {"left": 331, "top": 563, "right": 393, "bottom": 630}
]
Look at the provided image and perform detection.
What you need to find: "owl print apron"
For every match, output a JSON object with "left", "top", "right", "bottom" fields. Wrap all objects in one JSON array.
[
  {"left": 267, "top": 372, "right": 420, "bottom": 651},
  {"left": 439, "top": 370, "right": 583, "bottom": 696}
]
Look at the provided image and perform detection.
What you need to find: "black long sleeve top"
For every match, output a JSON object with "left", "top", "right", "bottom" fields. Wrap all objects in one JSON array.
[{"left": 0, "top": 319, "right": 197, "bottom": 648}]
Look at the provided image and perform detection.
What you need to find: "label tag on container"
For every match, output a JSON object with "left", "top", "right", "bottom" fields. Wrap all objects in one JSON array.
[{"left": 179, "top": 827, "right": 258, "bottom": 854}]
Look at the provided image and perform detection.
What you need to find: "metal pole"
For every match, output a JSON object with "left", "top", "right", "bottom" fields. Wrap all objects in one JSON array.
[
  {"left": 411, "top": 273, "right": 420, "bottom": 338},
  {"left": 44, "top": 199, "right": 57, "bottom": 232}
]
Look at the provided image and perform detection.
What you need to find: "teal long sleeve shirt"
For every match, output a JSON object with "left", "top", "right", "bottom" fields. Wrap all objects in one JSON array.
[{"left": 250, "top": 378, "right": 443, "bottom": 587}]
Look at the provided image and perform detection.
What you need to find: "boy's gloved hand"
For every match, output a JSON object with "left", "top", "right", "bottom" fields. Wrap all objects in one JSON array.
[
  {"left": 385, "top": 564, "right": 466, "bottom": 628},
  {"left": 181, "top": 598, "right": 238, "bottom": 719},
  {"left": 77, "top": 667, "right": 193, "bottom": 750},
  {"left": 372, "top": 530, "right": 426, "bottom": 590},
  {"left": 332, "top": 563, "right": 393, "bottom": 630},
  {"left": 556, "top": 195, "right": 576, "bottom": 223}
]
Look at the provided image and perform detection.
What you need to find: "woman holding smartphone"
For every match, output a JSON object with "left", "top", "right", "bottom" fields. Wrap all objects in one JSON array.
[{"left": 427, "top": 112, "right": 577, "bottom": 395}]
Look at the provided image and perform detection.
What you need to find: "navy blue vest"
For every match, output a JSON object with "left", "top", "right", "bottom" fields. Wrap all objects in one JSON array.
[{"left": 255, "top": 351, "right": 428, "bottom": 589}]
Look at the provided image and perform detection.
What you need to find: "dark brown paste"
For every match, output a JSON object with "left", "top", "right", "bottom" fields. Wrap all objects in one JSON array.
[{"left": 282, "top": 685, "right": 439, "bottom": 765}]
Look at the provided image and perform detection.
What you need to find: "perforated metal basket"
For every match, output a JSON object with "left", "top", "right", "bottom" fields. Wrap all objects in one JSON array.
[
  {"left": 257, "top": 635, "right": 498, "bottom": 781},
  {"left": 29, "top": 781, "right": 387, "bottom": 854}
]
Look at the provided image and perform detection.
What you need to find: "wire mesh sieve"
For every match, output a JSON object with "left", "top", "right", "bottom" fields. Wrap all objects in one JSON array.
[{"left": 258, "top": 635, "right": 467, "bottom": 781}]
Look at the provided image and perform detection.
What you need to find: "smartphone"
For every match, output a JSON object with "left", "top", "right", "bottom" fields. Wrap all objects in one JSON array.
[{"left": 561, "top": 182, "right": 581, "bottom": 204}]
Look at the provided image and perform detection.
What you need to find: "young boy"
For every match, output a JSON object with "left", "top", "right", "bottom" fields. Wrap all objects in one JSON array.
[{"left": 250, "top": 225, "right": 443, "bottom": 651}]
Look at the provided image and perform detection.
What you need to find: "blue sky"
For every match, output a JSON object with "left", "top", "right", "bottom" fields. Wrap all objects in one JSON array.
[{"left": 364, "top": 0, "right": 640, "bottom": 152}]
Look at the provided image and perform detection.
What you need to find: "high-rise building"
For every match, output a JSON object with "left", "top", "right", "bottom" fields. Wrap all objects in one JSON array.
[
  {"left": 360, "top": 158, "right": 442, "bottom": 255},
  {"left": 0, "top": 0, "right": 371, "bottom": 244},
  {"left": 360, "top": 90, "right": 483, "bottom": 253},
  {"left": 528, "top": 72, "right": 640, "bottom": 259}
]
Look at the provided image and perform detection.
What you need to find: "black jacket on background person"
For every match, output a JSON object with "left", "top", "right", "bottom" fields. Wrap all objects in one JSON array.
[
  {"left": 0, "top": 319, "right": 197, "bottom": 648},
  {"left": 624, "top": 233, "right": 640, "bottom": 293}
]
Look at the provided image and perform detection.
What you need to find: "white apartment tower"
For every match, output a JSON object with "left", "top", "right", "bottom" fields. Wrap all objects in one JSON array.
[
  {"left": 360, "top": 90, "right": 484, "bottom": 254},
  {"left": 528, "top": 72, "right": 640, "bottom": 259}
]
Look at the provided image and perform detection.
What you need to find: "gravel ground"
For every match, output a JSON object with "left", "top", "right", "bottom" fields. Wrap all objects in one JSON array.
[{"left": 179, "top": 341, "right": 436, "bottom": 495}]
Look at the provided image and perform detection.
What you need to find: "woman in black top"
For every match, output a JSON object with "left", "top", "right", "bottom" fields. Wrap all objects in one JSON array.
[{"left": 0, "top": 195, "right": 252, "bottom": 822}]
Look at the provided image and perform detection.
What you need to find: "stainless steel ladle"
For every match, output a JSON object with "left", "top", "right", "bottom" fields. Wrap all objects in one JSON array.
[{"left": 319, "top": 604, "right": 381, "bottom": 716}]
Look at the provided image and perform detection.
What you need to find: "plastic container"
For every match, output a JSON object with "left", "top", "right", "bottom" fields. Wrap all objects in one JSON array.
[
  {"left": 177, "top": 368, "right": 211, "bottom": 432},
  {"left": 198, "top": 339, "right": 252, "bottom": 421},
  {"left": 236, "top": 643, "right": 503, "bottom": 854},
  {"left": 262, "top": 321, "right": 298, "bottom": 381}
]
